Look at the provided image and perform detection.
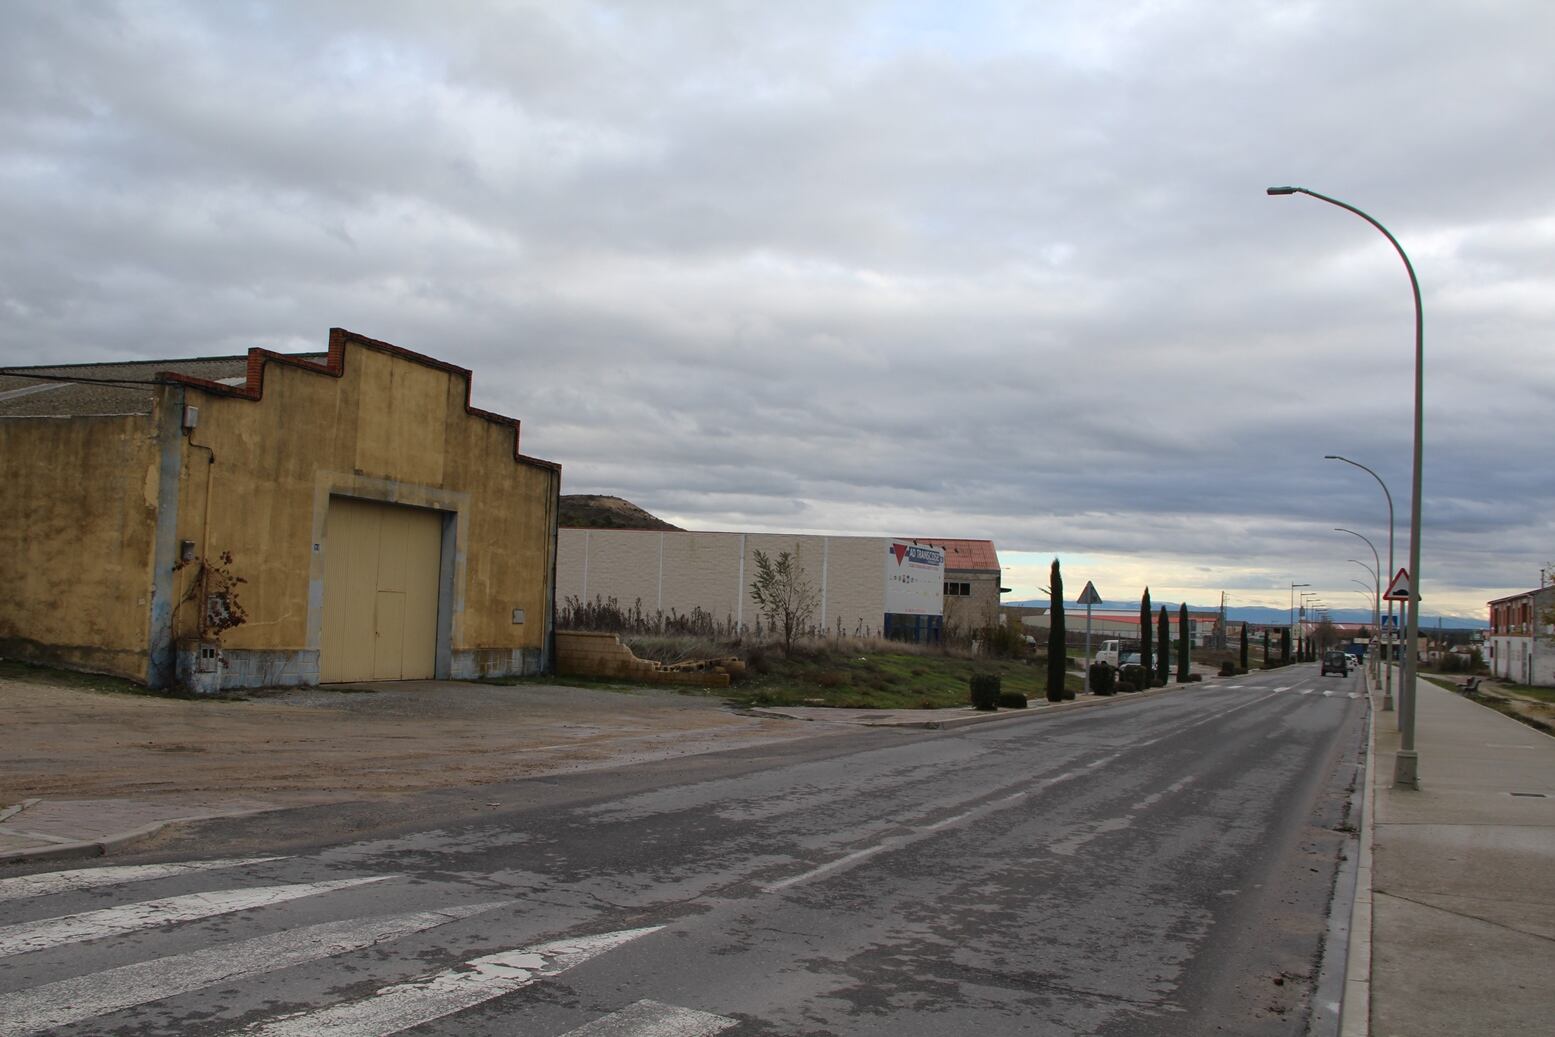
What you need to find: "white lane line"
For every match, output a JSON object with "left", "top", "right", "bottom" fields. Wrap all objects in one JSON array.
[
  {"left": 0, "top": 858, "right": 286, "bottom": 904},
  {"left": 0, "top": 876, "right": 390, "bottom": 957},
  {"left": 765, "top": 766, "right": 1092, "bottom": 893},
  {"left": 561, "top": 998, "right": 736, "bottom": 1036},
  {"left": 769, "top": 690, "right": 1282, "bottom": 894},
  {"left": 0, "top": 901, "right": 504, "bottom": 1035},
  {"left": 1051, "top": 775, "right": 1200, "bottom": 856},
  {"left": 1130, "top": 774, "right": 1198, "bottom": 812},
  {"left": 235, "top": 926, "right": 662, "bottom": 1037},
  {"left": 1134, "top": 690, "right": 1284, "bottom": 748}
]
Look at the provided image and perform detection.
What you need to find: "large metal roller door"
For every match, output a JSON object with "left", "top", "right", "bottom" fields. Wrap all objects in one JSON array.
[{"left": 321, "top": 497, "right": 441, "bottom": 682}]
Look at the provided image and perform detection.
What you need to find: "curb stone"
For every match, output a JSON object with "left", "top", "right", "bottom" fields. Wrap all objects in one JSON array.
[{"left": 0, "top": 807, "right": 279, "bottom": 866}]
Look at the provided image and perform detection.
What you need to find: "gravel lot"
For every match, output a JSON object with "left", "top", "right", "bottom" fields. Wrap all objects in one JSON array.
[{"left": 2, "top": 675, "right": 823, "bottom": 806}]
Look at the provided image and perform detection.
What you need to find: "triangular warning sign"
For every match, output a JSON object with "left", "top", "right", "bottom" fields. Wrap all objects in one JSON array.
[
  {"left": 1383, "top": 568, "right": 1413, "bottom": 601},
  {"left": 1077, "top": 581, "right": 1103, "bottom": 606}
]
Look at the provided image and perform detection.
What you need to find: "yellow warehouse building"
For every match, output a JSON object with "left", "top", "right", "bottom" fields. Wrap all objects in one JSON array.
[{"left": 0, "top": 328, "right": 560, "bottom": 691}]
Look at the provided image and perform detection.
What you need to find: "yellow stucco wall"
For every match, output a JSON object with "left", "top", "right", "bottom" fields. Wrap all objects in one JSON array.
[
  {"left": 0, "top": 412, "right": 161, "bottom": 680},
  {"left": 172, "top": 334, "right": 557, "bottom": 677}
]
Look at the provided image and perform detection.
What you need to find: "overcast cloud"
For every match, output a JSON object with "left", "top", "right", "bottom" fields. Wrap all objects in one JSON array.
[{"left": 3, "top": 1, "right": 1552, "bottom": 618}]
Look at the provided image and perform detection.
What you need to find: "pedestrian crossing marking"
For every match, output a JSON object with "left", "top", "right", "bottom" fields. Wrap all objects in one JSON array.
[
  {"left": 0, "top": 902, "right": 503, "bottom": 1035},
  {"left": 0, "top": 875, "right": 390, "bottom": 957},
  {"left": 561, "top": 998, "right": 737, "bottom": 1036},
  {"left": 0, "top": 857, "right": 286, "bottom": 904},
  {"left": 234, "top": 925, "right": 663, "bottom": 1036}
]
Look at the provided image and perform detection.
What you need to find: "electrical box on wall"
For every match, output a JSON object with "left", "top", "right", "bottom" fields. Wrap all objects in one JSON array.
[
  {"left": 182, "top": 405, "right": 200, "bottom": 430},
  {"left": 512, "top": 609, "right": 526, "bottom": 625}
]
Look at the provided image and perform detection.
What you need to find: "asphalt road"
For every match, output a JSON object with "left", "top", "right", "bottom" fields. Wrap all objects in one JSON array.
[{"left": 0, "top": 664, "right": 1365, "bottom": 1036}]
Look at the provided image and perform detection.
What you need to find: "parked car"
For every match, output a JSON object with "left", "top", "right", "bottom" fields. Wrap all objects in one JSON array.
[{"left": 1321, "top": 649, "right": 1349, "bottom": 676}]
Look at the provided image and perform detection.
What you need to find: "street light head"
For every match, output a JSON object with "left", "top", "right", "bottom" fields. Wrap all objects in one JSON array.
[
  {"left": 1323, "top": 454, "right": 1342, "bottom": 460},
  {"left": 1266, "top": 186, "right": 1299, "bottom": 196}
]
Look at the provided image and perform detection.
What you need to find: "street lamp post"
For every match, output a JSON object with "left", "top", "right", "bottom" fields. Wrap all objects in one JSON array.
[
  {"left": 1351, "top": 575, "right": 1381, "bottom": 665},
  {"left": 1349, "top": 566, "right": 1380, "bottom": 647},
  {"left": 1269, "top": 186, "right": 1424, "bottom": 790},
  {"left": 1302, "top": 592, "right": 1322, "bottom": 657},
  {"left": 1326, "top": 454, "right": 1397, "bottom": 711},
  {"left": 1290, "top": 582, "right": 1309, "bottom": 662},
  {"left": 1338, "top": 525, "right": 1383, "bottom": 681}
]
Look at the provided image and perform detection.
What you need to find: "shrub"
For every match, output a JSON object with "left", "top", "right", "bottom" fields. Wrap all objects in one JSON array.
[
  {"left": 1120, "top": 664, "right": 1147, "bottom": 691},
  {"left": 1062, "top": 687, "right": 1076, "bottom": 701},
  {"left": 1089, "top": 662, "right": 1117, "bottom": 696},
  {"left": 1188, "top": 673, "right": 1202, "bottom": 682},
  {"left": 979, "top": 623, "right": 1027, "bottom": 658},
  {"left": 997, "top": 690, "right": 1028, "bottom": 709},
  {"left": 1218, "top": 661, "right": 1237, "bottom": 677},
  {"left": 1117, "top": 680, "right": 1136, "bottom": 693},
  {"left": 969, "top": 673, "right": 1001, "bottom": 711}
]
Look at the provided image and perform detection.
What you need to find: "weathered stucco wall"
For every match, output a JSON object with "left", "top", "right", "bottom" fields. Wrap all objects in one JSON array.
[
  {"left": 169, "top": 331, "right": 558, "bottom": 687},
  {"left": 556, "top": 529, "right": 888, "bottom": 638},
  {"left": 0, "top": 412, "right": 161, "bottom": 680},
  {"left": 943, "top": 570, "right": 1003, "bottom": 636}
]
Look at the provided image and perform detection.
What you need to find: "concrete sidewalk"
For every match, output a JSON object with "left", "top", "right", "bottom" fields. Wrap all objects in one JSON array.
[{"left": 1356, "top": 671, "right": 1555, "bottom": 1036}]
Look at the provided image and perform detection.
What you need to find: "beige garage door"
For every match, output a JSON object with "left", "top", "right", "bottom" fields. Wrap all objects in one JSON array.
[{"left": 321, "top": 497, "right": 443, "bottom": 683}]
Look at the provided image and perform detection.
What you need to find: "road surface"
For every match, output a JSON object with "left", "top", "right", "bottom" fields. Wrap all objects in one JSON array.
[{"left": 0, "top": 664, "right": 1365, "bottom": 1035}]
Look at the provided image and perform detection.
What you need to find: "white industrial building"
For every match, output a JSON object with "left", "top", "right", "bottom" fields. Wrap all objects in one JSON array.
[{"left": 556, "top": 529, "right": 946, "bottom": 641}]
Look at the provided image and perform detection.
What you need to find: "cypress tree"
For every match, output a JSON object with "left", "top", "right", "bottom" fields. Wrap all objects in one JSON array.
[
  {"left": 1240, "top": 623, "right": 1249, "bottom": 670},
  {"left": 1263, "top": 628, "right": 1271, "bottom": 666},
  {"left": 1046, "top": 558, "right": 1066, "bottom": 702},
  {"left": 1177, "top": 602, "right": 1191, "bottom": 682},
  {"left": 1156, "top": 606, "right": 1170, "bottom": 686},
  {"left": 1281, "top": 628, "right": 1291, "bottom": 664},
  {"left": 1140, "top": 588, "right": 1153, "bottom": 683}
]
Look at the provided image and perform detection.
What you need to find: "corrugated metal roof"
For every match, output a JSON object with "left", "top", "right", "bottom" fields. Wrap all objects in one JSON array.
[
  {"left": 0, "top": 355, "right": 323, "bottom": 417},
  {"left": 911, "top": 537, "right": 1001, "bottom": 573}
]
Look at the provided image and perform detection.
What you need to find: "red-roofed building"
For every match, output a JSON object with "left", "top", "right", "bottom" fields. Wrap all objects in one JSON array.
[{"left": 911, "top": 538, "right": 1005, "bottom": 636}]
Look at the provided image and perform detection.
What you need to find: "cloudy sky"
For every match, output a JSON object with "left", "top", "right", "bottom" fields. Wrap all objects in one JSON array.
[{"left": 3, "top": 1, "right": 1551, "bottom": 619}]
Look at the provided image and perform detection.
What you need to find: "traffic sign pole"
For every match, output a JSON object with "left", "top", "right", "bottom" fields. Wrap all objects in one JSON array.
[{"left": 1078, "top": 582, "right": 1103, "bottom": 694}]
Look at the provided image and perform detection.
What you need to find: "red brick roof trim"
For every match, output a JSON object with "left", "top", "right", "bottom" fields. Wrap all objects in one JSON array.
[{"left": 157, "top": 328, "right": 560, "bottom": 473}]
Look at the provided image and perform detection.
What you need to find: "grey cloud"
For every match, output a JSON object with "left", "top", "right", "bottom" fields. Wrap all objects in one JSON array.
[{"left": 2, "top": 0, "right": 1551, "bottom": 617}]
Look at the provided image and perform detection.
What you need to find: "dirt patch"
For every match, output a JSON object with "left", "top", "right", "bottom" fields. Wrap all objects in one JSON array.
[
  {"left": 0, "top": 675, "right": 825, "bottom": 806},
  {"left": 1440, "top": 678, "right": 1555, "bottom": 735}
]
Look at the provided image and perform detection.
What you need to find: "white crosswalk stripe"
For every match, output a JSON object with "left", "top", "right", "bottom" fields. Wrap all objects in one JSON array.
[
  {"left": 0, "top": 875, "right": 390, "bottom": 957},
  {"left": 233, "top": 926, "right": 663, "bottom": 1037},
  {"left": 0, "top": 901, "right": 504, "bottom": 1035},
  {"left": 0, "top": 857, "right": 286, "bottom": 903},
  {"left": 561, "top": 998, "right": 737, "bottom": 1036}
]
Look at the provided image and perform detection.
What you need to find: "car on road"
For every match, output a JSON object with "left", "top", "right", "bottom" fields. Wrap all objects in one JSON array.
[{"left": 1321, "top": 649, "right": 1349, "bottom": 676}]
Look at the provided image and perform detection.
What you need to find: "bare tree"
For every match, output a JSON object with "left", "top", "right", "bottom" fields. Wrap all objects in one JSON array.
[{"left": 749, "top": 549, "right": 819, "bottom": 651}]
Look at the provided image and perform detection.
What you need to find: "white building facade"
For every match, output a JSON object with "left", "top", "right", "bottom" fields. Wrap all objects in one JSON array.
[{"left": 1487, "top": 584, "right": 1555, "bottom": 687}]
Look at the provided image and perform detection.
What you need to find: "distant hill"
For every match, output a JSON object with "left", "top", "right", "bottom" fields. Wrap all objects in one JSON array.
[
  {"left": 559, "top": 495, "right": 682, "bottom": 531},
  {"left": 1003, "top": 599, "right": 1487, "bottom": 630}
]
